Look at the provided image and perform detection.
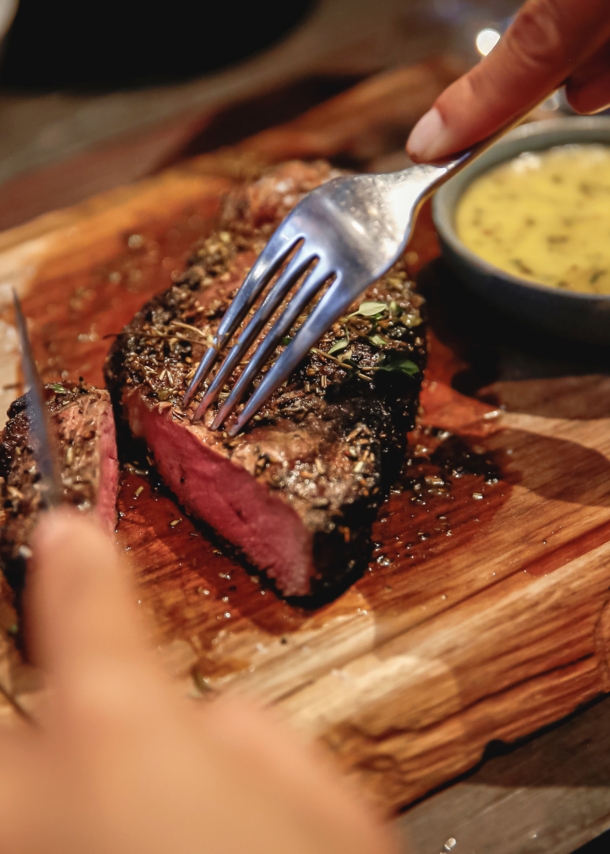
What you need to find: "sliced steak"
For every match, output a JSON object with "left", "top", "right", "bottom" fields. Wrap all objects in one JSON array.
[
  {"left": 0, "top": 382, "right": 119, "bottom": 588},
  {"left": 106, "top": 161, "right": 425, "bottom": 597}
]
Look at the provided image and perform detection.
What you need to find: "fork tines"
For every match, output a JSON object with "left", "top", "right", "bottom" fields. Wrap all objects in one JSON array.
[{"left": 182, "top": 217, "right": 339, "bottom": 435}]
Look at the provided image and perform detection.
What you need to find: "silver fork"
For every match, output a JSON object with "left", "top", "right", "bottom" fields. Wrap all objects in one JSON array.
[{"left": 183, "top": 109, "right": 540, "bottom": 436}]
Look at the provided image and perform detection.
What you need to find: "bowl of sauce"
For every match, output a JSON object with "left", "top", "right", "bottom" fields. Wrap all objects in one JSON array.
[{"left": 433, "top": 117, "right": 610, "bottom": 343}]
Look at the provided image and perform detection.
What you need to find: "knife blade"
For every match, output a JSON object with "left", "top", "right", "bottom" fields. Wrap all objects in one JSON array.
[{"left": 12, "top": 291, "right": 62, "bottom": 509}]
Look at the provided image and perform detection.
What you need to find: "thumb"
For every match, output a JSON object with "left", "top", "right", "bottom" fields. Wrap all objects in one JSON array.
[
  {"left": 28, "top": 509, "right": 160, "bottom": 717},
  {"left": 407, "top": 0, "right": 610, "bottom": 161}
]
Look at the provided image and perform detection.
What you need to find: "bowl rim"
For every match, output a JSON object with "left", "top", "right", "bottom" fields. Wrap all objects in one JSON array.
[{"left": 432, "top": 115, "right": 610, "bottom": 303}]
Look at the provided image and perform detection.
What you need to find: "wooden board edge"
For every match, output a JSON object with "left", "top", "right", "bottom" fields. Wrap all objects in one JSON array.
[{"left": 271, "top": 539, "right": 610, "bottom": 810}]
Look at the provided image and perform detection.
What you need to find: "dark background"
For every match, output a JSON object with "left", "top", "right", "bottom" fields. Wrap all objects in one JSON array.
[
  {"left": 577, "top": 831, "right": 609, "bottom": 853},
  {"left": 0, "top": 0, "right": 316, "bottom": 90}
]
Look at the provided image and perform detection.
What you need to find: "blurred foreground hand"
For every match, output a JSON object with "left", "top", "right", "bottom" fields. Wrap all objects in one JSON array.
[
  {"left": 0, "top": 509, "right": 396, "bottom": 854},
  {"left": 408, "top": 0, "right": 610, "bottom": 162}
]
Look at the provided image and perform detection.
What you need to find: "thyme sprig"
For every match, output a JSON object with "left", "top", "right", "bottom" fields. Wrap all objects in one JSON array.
[
  {"left": 49, "top": 382, "right": 68, "bottom": 394},
  {"left": 311, "top": 296, "right": 421, "bottom": 382},
  {"left": 310, "top": 347, "right": 372, "bottom": 382}
]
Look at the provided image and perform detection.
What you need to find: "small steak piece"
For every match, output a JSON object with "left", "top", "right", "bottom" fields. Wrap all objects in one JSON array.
[
  {"left": 0, "top": 382, "right": 119, "bottom": 588},
  {"left": 106, "top": 161, "right": 425, "bottom": 597}
]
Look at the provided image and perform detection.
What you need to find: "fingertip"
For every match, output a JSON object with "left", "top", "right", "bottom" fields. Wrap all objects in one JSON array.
[
  {"left": 406, "top": 106, "right": 449, "bottom": 162},
  {"left": 30, "top": 507, "right": 117, "bottom": 617},
  {"left": 33, "top": 507, "right": 98, "bottom": 555},
  {"left": 27, "top": 504, "right": 149, "bottom": 683}
]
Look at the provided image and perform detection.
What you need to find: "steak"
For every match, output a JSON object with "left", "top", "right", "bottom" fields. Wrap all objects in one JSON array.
[
  {"left": 106, "top": 161, "right": 426, "bottom": 597},
  {"left": 0, "top": 382, "right": 119, "bottom": 588}
]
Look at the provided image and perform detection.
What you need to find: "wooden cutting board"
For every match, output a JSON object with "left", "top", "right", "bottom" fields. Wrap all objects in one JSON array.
[{"left": 2, "top": 65, "right": 610, "bottom": 814}]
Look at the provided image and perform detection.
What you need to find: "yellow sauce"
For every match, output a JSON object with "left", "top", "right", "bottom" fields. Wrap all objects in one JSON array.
[{"left": 456, "top": 144, "right": 610, "bottom": 294}]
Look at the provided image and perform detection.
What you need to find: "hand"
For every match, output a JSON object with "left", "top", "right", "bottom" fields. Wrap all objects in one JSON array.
[
  {"left": 0, "top": 509, "right": 396, "bottom": 854},
  {"left": 407, "top": 0, "right": 610, "bottom": 161}
]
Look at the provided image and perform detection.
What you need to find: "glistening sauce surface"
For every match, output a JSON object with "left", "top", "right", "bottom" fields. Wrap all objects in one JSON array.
[{"left": 456, "top": 144, "right": 610, "bottom": 294}]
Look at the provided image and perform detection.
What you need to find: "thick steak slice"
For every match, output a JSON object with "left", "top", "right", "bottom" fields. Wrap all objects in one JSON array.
[
  {"left": 106, "top": 161, "right": 426, "bottom": 597},
  {"left": 0, "top": 382, "right": 119, "bottom": 587}
]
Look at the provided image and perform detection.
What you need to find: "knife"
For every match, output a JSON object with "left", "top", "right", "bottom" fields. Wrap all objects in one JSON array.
[{"left": 12, "top": 291, "right": 62, "bottom": 509}]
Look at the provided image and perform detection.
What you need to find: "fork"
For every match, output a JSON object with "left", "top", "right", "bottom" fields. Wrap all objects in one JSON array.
[{"left": 183, "top": 108, "right": 541, "bottom": 436}]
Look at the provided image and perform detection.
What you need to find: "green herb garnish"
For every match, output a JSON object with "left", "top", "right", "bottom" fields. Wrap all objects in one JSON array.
[
  {"left": 49, "top": 383, "right": 68, "bottom": 394},
  {"left": 368, "top": 333, "right": 388, "bottom": 347},
  {"left": 377, "top": 354, "right": 419, "bottom": 377},
  {"left": 349, "top": 301, "right": 388, "bottom": 319},
  {"left": 328, "top": 338, "right": 349, "bottom": 355}
]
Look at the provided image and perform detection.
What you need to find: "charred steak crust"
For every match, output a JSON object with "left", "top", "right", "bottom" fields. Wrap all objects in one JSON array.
[
  {"left": 106, "top": 161, "right": 426, "bottom": 597},
  {"left": 0, "top": 382, "right": 119, "bottom": 588}
]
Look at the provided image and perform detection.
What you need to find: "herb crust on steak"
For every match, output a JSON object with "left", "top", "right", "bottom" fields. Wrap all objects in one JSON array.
[
  {"left": 0, "top": 382, "right": 118, "bottom": 589},
  {"left": 106, "top": 161, "right": 425, "bottom": 597}
]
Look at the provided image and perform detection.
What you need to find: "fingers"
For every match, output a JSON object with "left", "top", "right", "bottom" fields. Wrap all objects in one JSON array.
[
  {"left": 566, "top": 41, "right": 610, "bottom": 113},
  {"left": 29, "top": 509, "right": 162, "bottom": 721},
  {"left": 201, "top": 698, "right": 398, "bottom": 854},
  {"left": 407, "top": 0, "right": 610, "bottom": 161}
]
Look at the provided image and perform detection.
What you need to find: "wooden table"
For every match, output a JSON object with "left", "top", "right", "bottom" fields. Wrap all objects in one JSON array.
[
  {"left": 1, "top": 32, "right": 609, "bottom": 854},
  {"left": 398, "top": 696, "right": 610, "bottom": 854}
]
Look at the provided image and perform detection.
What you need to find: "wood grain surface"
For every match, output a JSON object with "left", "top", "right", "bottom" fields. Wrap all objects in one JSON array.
[
  {"left": 1, "top": 65, "right": 610, "bottom": 814},
  {"left": 398, "top": 696, "right": 610, "bottom": 854}
]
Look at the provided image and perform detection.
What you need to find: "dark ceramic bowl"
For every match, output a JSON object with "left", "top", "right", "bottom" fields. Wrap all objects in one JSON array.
[{"left": 432, "top": 116, "right": 610, "bottom": 344}]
